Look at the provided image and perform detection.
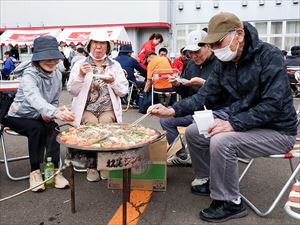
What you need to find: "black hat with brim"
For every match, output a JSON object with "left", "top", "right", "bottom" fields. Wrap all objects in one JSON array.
[
  {"left": 119, "top": 44, "right": 134, "bottom": 53},
  {"left": 32, "top": 35, "right": 64, "bottom": 61},
  {"left": 32, "top": 49, "right": 64, "bottom": 61}
]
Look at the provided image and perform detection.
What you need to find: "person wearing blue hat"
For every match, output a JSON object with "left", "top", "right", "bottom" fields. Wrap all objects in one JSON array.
[
  {"left": 115, "top": 44, "right": 146, "bottom": 84},
  {"left": 115, "top": 44, "right": 146, "bottom": 105},
  {"left": 5, "top": 35, "right": 75, "bottom": 192}
]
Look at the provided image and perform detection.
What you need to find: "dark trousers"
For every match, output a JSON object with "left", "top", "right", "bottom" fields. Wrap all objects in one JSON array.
[
  {"left": 62, "top": 71, "right": 70, "bottom": 88},
  {"left": 153, "top": 93, "right": 177, "bottom": 106},
  {"left": 129, "top": 81, "right": 144, "bottom": 105},
  {"left": 1, "top": 71, "right": 9, "bottom": 80},
  {"left": 153, "top": 87, "right": 177, "bottom": 106},
  {"left": 160, "top": 115, "right": 193, "bottom": 144},
  {"left": 6, "top": 117, "right": 60, "bottom": 171}
]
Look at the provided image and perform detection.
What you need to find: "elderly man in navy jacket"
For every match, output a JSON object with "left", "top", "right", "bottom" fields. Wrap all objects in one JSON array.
[
  {"left": 148, "top": 12, "right": 297, "bottom": 223},
  {"left": 114, "top": 44, "right": 146, "bottom": 85},
  {"left": 115, "top": 44, "right": 146, "bottom": 105}
]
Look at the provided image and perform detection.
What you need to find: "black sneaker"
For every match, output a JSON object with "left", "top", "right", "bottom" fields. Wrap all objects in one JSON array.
[
  {"left": 199, "top": 199, "right": 248, "bottom": 223},
  {"left": 191, "top": 179, "right": 210, "bottom": 196},
  {"left": 167, "top": 148, "right": 192, "bottom": 166}
]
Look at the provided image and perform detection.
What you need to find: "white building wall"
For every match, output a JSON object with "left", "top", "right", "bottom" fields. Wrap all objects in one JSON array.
[
  {"left": 171, "top": 0, "right": 300, "bottom": 55},
  {"left": 174, "top": 0, "right": 299, "bottom": 24}
]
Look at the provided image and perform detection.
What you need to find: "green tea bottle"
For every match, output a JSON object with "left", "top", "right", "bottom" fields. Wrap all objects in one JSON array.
[{"left": 44, "top": 157, "right": 55, "bottom": 188}]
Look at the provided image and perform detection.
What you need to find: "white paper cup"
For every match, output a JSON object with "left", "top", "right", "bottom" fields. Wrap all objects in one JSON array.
[{"left": 193, "top": 110, "right": 214, "bottom": 137}]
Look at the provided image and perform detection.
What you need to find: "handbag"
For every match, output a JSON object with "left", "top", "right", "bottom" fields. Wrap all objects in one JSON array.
[
  {"left": 0, "top": 93, "right": 15, "bottom": 126},
  {"left": 138, "top": 91, "right": 152, "bottom": 114}
]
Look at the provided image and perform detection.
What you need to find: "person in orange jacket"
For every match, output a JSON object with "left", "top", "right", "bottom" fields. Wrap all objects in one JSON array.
[{"left": 137, "top": 33, "right": 163, "bottom": 69}]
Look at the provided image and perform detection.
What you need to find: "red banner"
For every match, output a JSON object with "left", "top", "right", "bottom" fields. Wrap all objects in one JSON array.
[
  {"left": 7, "top": 32, "right": 50, "bottom": 42},
  {"left": 66, "top": 32, "right": 91, "bottom": 41}
]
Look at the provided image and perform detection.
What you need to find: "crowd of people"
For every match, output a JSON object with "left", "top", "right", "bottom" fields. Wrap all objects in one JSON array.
[{"left": 0, "top": 11, "right": 299, "bottom": 223}]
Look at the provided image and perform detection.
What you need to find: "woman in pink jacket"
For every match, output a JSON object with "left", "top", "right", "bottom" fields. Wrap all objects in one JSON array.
[
  {"left": 67, "top": 31, "right": 128, "bottom": 182},
  {"left": 137, "top": 33, "right": 164, "bottom": 69}
]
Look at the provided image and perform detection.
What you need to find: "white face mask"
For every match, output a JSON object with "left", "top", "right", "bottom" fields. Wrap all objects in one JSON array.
[
  {"left": 213, "top": 33, "right": 239, "bottom": 62},
  {"left": 89, "top": 52, "right": 107, "bottom": 61}
]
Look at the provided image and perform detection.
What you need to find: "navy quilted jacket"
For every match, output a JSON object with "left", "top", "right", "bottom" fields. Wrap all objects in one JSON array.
[
  {"left": 172, "top": 22, "right": 297, "bottom": 136},
  {"left": 114, "top": 53, "right": 146, "bottom": 83}
]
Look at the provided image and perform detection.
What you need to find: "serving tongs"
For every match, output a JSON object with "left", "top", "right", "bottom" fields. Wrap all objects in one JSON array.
[
  {"left": 55, "top": 123, "right": 75, "bottom": 133},
  {"left": 131, "top": 112, "right": 151, "bottom": 126}
]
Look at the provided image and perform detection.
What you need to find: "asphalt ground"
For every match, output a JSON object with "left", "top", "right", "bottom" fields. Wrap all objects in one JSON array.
[{"left": 0, "top": 90, "right": 299, "bottom": 225}]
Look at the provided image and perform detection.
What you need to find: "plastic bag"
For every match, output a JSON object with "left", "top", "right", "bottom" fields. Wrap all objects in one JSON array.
[{"left": 138, "top": 91, "right": 152, "bottom": 114}]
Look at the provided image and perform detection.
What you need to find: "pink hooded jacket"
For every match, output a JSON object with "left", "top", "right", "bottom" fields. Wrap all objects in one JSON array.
[{"left": 67, "top": 57, "right": 128, "bottom": 126}]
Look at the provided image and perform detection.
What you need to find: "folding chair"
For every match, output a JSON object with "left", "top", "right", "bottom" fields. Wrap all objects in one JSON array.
[
  {"left": 0, "top": 126, "right": 30, "bottom": 180},
  {"left": 284, "top": 181, "right": 300, "bottom": 220},
  {"left": 0, "top": 92, "right": 29, "bottom": 180},
  {"left": 1, "top": 126, "right": 63, "bottom": 180},
  {"left": 287, "top": 66, "right": 300, "bottom": 97},
  {"left": 122, "top": 80, "right": 138, "bottom": 112},
  {"left": 121, "top": 69, "right": 140, "bottom": 111},
  {"left": 239, "top": 138, "right": 300, "bottom": 217},
  {"left": 151, "top": 68, "right": 179, "bottom": 106}
]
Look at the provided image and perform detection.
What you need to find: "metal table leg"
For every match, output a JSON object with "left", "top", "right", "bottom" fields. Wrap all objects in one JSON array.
[
  {"left": 128, "top": 168, "right": 131, "bottom": 202},
  {"left": 68, "top": 158, "right": 133, "bottom": 223},
  {"left": 122, "top": 168, "right": 131, "bottom": 225},
  {"left": 70, "top": 164, "right": 76, "bottom": 213}
]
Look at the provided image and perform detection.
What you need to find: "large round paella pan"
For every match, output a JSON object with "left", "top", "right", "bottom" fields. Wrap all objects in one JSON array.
[{"left": 56, "top": 123, "right": 164, "bottom": 152}]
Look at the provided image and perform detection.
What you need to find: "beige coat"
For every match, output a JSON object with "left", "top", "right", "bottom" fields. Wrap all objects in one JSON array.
[{"left": 67, "top": 57, "right": 128, "bottom": 126}]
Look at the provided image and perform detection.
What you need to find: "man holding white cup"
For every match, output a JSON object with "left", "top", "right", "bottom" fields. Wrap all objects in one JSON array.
[
  {"left": 160, "top": 29, "right": 218, "bottom": 166},
  {"left": 148, "top": 12, "right": 297, "bottom": 223}
]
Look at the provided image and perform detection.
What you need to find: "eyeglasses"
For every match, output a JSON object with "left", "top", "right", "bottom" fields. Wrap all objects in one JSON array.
[{"left": 210, "top": 30, "right": 236, "bottom": 49}]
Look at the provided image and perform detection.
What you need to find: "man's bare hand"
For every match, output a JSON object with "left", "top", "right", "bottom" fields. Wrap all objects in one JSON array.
[
  {"left": 182, "top": 77, "right": 205, "bottom": 87},
  {"left": 147, "top": 104, "right": 175, "bottom": 117},
  {"left": 208, "top": 118, "right": 234, "bottom": 136},
  {"left": 169, "top": 75, "right": 180, "bottom": 87},
  {"left": 170, "top": 79, "right": 181, "bottom": 87}
]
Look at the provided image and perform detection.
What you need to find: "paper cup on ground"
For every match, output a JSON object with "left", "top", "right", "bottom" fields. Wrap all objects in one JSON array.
[{"left": 193, "top": 110, "right": 214, "bottom": 137}]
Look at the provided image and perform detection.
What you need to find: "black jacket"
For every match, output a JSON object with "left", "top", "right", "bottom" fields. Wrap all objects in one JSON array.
[
  {"left": 285, "top": 55, "right": 300, "bottom": 67},
  {"left": 114, "top": 53, "right": 146, "bottom": 83},
  {"left": 173, "top": 22, "right": 297, "bottom": 135},
  {"left": 175, "top": 53, "right": 218, "bottom": 99}
]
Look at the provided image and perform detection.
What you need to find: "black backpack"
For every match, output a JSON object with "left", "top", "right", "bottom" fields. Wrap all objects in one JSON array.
[{"left": 0, "top": 93, "right": 15, "bottom": 132}]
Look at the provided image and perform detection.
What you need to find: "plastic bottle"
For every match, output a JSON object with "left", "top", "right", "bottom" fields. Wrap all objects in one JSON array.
[{"left": 44, "top": 156, "right": 55, "bottom": 188}]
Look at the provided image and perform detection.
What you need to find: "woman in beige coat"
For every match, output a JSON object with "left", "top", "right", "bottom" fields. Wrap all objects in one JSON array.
[{"left": 67, "top": 31, "right": 128, "bottom": 181}]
